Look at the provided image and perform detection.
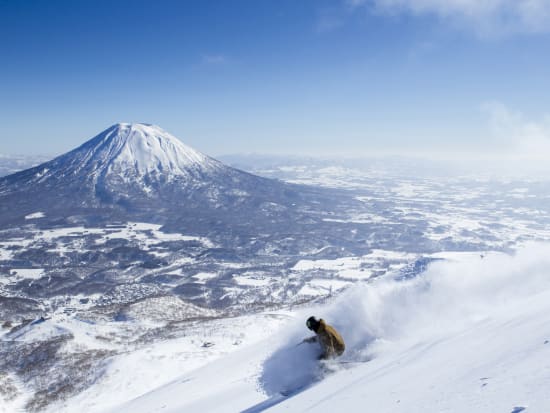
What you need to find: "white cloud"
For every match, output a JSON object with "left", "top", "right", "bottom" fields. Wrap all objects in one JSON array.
[
  {"left": 201, "top": 54, "right": 228, "bottom": 65},
  {"left": 481, "top": 101, "right": 550, "bottom": 160},
  {"left": 350, "top": 0, "right": 550, "bottom": 36},
  {"left": 316, "top": 11, "right": 346, "bottom": 33}
]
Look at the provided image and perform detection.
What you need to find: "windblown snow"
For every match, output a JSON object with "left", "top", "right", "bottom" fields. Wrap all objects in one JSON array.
[{"left": 33, "top": 243, "right": 550, "bottom": 413}]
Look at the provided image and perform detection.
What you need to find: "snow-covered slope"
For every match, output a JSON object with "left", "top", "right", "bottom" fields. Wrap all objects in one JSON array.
[
  {"left": 92, "top": 243, "right": 550, "bottom": 413},
  {"left": 1, "top": 123, "right": 223, "bottom": 192},
  {"left": 36, "top": 123, "right": 222, "bottom": 182}
]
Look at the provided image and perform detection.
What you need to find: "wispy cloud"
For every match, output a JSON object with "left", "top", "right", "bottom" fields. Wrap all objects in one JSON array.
[
  {"left": 315, "top": 7, "right": 347, "bottom": 33},
  {"left": 349, "top": 0, "right": 550, "bottom": 36},
  {"left": 481, "top": 101, "right": 550, "bottom": 160},
  {"left": 201, "top": 54, "right": 229, "bottom": 65}
]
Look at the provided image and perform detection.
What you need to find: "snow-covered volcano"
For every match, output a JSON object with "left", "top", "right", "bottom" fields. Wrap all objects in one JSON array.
[
  {"left": 0, "top": 123, "right": 351, "bottom": 233},
  {"left": 0, "top": 123, "right": 247, "bottom": 226},
  {"left": 48, "top": 123, "right": 223, "bottom": 182},
  {"left": 4, "top": 123, "right": 223, "bottom": 190}
]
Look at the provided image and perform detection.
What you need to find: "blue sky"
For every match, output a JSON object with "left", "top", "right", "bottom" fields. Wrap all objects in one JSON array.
[{"left": 1, "top": 0, "right": 550, "bottom": 159}]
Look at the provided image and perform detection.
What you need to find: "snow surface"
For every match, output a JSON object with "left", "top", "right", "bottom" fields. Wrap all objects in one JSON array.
[
  {"left": 24, "top": 211, "right": 45, "bottom": 220},
  {"left": 106, "top": 123, "right": 207, "bottom": 175},
  {"left": 94, "top": 222, "right": 214, "bottom": 249},
  {"left": 34, "top": 313, "right": 293, "bottom": 413},
  {"left": 9, "top": 268, "right": 44, "bottom": 280},
  {"left": 68, "top": 123, "right": 219, "bottom": 180},
  {"left": 0, "top": 222, "right": 214, "bottom": 290},
  {"left": 292, "top": 250, "right": 415, "bottom": 281},
  {"left": 44, "top": 243, "right": 550, "bottom": 413},
  {"left": 14, "top": 123, "right": 224, "bottom": 192}
]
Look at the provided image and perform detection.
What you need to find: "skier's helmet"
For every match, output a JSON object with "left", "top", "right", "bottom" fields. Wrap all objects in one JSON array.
[{"left": 306, "top": 316, "right": 319, "bottom": 331}]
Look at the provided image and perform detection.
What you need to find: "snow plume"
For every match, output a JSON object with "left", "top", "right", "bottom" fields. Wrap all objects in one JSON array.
[{"left": 260, "top": 243, "right": 550, "bottom": 395}]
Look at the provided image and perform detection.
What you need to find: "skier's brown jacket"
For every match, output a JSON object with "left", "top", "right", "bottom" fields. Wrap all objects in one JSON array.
[{"left": 311, "top": 319, "right": 345, "bottom": 359}]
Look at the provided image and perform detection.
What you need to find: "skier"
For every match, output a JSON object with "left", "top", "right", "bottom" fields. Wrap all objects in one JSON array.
[{"left": 302, "top": 316, "right": 345, "bottom": 360}]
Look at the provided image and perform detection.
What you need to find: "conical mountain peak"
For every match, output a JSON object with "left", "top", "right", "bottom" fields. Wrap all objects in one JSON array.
[
  {"left": 0, "top": 123, "right": 226, "bottom": 197},
  {"left": 0, "top": 122, "right": 306, "bottom": 234},
  {"left": 81, "top": 123, "right": 214, "bottom": 177}
]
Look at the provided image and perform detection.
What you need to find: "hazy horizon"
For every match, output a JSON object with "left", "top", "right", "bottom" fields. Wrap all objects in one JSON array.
[{"left": 2, "top": 1, "right": 550, "bottom": 162}]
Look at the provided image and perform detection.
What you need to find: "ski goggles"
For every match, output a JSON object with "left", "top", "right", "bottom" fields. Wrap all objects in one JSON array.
[{"left": 306, "top": 318, "right": 314, "bottom": 330}]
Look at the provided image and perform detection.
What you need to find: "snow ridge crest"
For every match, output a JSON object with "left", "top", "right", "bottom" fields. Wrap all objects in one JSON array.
[{"left": 82, "top": 123, "right": 213, "bottom": 177}]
